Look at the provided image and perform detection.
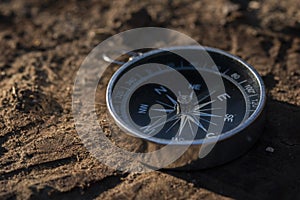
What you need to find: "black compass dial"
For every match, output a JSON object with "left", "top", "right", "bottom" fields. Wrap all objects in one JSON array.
[
  {"left": 107, "top": 47, "right": 263, "bottom": 144},
  {"left": 128, "top": 69, "right": 246, "bottom": 140}
]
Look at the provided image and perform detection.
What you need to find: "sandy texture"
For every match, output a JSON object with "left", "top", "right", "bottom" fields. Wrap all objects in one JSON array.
[{"left": 0, "top": 0, "right": 299, "bottom": 199}]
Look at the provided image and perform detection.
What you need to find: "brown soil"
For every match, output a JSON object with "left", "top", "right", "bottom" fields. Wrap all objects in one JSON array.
[{"left": 0, "top": 0, "right": 299, "bottom": 199}]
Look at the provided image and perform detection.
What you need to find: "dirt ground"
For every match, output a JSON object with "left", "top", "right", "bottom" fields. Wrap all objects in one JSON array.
[{"left": 0, "top": 0, "right": 299, "bottom": 199}]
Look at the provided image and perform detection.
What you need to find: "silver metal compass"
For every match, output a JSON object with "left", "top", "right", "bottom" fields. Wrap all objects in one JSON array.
[{"left": 105, "top": 46, "right": 266, "bottom": 170}]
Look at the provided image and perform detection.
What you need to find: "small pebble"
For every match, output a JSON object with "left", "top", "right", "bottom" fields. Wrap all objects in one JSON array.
[
  {"left": 249, "top": 1, "right": 260, "bottom": 9},
  {"left": 265, "top": 146, "right": 275, "bottom": 153},
  {"left": 12, "top": 86, "right": 17, "bottom": 96}
]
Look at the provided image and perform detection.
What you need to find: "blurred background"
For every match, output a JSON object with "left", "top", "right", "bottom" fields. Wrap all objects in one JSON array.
[{"left": 0, "top": 0, "right": 299, "bottom": 199}]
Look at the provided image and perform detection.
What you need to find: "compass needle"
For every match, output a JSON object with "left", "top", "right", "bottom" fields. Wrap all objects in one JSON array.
[
  {"left": 200, "top": 117, "right": 217, "bottom": 125},
  {"left": 195, "top": 90, "right": 216, "bottom": 105},
  {"left": 166, "top": 94, "right": 178, "bottom": 106},
  {"left": 178, "top": 115, "right": 188, "bottom": 136},
  {"left": 189, "top": 115, "right": 207, "bottom": 132},
  {"left": 165, "top": 117, "right": 181, "bottom": 133},
  {"left": 194, "top": 100, "right": 216, "bottom": 111},
  {"left": 192, "top": 111, "right": 222, "bottom": 118},
  {"left": 198, "top": 107, "right": 222, "bottom": 112},
  {"left": 151, "top": 108, "right": 175, "bottom": 113},
  {"left": 187, "top": 119, "right": 196, "bottom": 136},
  {"left": 142, "top": 115, "right": 179, "bottom": 133},
  {"left": 156, "top": 100, "right": 174, "bottom": 109}
]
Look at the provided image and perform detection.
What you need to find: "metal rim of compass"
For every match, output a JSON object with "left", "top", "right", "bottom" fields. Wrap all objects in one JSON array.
[{"left": 106, "top": 46, "right": 266, "bottom": 146}]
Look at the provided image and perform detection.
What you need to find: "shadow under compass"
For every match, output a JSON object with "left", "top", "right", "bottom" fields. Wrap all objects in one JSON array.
[{"left": 162, "top": 99, "right": 300, "bottom": 199}]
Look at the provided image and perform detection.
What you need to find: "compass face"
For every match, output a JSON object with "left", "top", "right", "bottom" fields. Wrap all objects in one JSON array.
[{"left": 106, "top": 47, "right": 264, "bottom": 144}]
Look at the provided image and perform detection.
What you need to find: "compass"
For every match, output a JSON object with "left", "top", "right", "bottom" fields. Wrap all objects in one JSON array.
[{"left": 106, "top": 46, "right": 266, "bottom": 169}]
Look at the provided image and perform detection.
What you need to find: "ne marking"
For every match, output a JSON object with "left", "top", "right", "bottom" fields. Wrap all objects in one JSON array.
[{"left": 189, "top": 84, "right": 201, "bottom": 90}]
